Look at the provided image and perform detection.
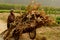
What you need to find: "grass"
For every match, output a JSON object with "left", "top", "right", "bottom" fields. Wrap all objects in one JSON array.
[
  {"left": 56, "top": 17, "right": 60, "bottom": 24},
  {"left": 36, "top": 26, "right": 60, "bottom": 40},
  {"left": 0, "top": 10, "right": 26, "bottom": 13},
  {"left": 0, "top": 10, "right": 60, "bottom": 14}
]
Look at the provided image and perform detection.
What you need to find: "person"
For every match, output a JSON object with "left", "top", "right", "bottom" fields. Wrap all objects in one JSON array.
[{"left": 7, "top": 9, "right": 15, "bottom": 29}]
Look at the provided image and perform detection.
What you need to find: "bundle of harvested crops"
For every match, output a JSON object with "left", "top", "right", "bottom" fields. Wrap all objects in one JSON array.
[{"left": 3, "top": 3, "right": 55, "bottom": 40}]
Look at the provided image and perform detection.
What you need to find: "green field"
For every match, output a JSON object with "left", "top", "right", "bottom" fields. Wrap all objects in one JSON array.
[{"left": 0, "top": 10, "right": 26, "bottom": 13}]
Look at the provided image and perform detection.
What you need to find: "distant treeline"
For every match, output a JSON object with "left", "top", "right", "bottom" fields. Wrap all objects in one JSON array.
[
  {"left": 0, "top": 4, "right": 60, "bottom": 10},
  {"left": 0, "top": 4, "right": 60, "bottom": 14},
  {"left": 0, "top": 4, "right": 26, "bottom": 10}
]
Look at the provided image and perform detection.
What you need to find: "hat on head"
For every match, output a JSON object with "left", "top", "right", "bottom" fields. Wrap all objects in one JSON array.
[{"left": 10, "top": 9, "right": 14, "bottom": 13}]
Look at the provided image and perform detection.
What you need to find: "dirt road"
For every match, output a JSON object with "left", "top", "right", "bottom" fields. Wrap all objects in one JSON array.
[
  {"left": 0, "top": 13, "right": 60, "bottom": 40},
  {"left": 0, "top": 20, "right": 7, "bottom": 34},
  {"left": 0, "top": 20, "right": 31, "bottom": 40},
  {"left": 0, "top": 19, "right": 60, "bottom": 40},
  {"left": 0, "top": 20, "right": 7, "bottom": 40}
]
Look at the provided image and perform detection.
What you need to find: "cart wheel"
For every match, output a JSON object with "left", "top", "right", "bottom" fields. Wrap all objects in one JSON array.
[{"left": 29, "top": 29, "right": 36, "bottom": 39}]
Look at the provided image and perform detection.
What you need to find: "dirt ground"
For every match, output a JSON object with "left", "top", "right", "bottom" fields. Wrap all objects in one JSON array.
[{"left": 0, "top": 13, "right": 60, "bottom": 40}]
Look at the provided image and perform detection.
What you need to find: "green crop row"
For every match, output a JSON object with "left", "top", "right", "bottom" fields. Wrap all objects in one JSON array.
[
  {"left": 56, "top": 17, "right": 60, "bottom": 24},
  {"left": 0, "top": 10, "right": 26, "bottom": 13}
]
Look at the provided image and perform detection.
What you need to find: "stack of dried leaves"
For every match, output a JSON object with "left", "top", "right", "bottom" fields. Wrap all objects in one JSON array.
[{"left": 3, "top": 10, "right": 55, "bottom": 40}]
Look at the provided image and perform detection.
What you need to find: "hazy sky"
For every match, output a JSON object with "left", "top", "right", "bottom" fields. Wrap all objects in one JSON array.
[{"left": 0, "top": 0, "right": 60, "bottom": 7}]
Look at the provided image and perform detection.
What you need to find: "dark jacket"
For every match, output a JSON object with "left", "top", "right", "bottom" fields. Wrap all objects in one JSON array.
[{"left": 7, "top": 13, "right": 15, "bottom": 29}]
